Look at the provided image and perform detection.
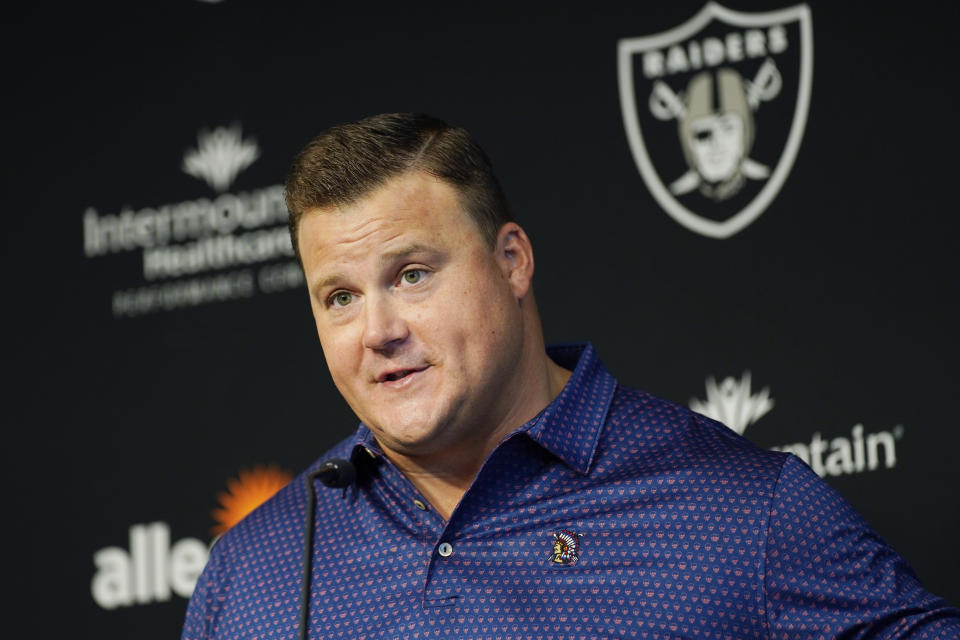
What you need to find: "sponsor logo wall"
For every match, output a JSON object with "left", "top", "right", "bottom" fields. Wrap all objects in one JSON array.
[
  {"left": 90, "top": 466, "right": 291, "bottom": 611},
  {"left": 7, "top": 2, "right": 958, "bottom": 638},
  {"left": 82, "top": 125, "right": 303, "bottom": 318}
]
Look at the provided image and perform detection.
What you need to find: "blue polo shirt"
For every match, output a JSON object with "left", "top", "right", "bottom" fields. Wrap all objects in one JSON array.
[{"left": 182, "top": 343, "right": 959, "bottom": 639}]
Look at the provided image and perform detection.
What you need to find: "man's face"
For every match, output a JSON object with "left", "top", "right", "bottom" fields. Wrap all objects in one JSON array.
[{"left": 298, "top": 171, "right": 526, "bottom": 459}]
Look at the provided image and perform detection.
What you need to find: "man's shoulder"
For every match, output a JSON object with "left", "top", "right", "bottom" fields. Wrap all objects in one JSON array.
[
  {"left": 548, "top": 343, "right": 786, "bottom": 480},
  {"left": 598, "top": 382, "right": 788, "bottom": 480},
  {"left": 605, "top": 381, "right": 751, "bottom": 446}
]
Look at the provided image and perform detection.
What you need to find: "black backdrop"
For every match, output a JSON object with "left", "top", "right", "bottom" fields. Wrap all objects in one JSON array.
[{"left": 7, "top": 2, "right": 958, "bottom": 637}]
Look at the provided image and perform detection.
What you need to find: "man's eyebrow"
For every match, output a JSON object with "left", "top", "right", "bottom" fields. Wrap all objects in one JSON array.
[
  {"left": 378, "top": 242, "right": 439, "bottom": 263},
  {"left": 312, "top": 272, "right": 347, "bottom": 293},
  {"left": 311, "top": 244, "right": 442, "bottom": 292}
]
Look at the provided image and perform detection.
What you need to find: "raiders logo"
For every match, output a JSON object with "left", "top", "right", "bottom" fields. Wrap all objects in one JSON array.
[{"left": 618, "top": 3, "right": 813, "bottom": 238}]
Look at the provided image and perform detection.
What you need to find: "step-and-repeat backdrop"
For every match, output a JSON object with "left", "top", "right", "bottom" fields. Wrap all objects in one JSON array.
[{"left": 7, "top": 2, "right": 958, "bottom": 636}]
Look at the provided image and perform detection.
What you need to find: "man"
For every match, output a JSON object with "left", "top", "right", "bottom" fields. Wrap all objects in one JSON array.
[{"left": 182, "top": 113, "right": 959, "bottom": 639}]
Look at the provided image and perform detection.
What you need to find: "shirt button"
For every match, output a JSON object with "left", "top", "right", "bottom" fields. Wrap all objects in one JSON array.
[
  {"left": 413, "top": 499, "right": 427, "bottom": 511},
  {"left": 437, "top": 542, "right": 453, "bottom": 558}
]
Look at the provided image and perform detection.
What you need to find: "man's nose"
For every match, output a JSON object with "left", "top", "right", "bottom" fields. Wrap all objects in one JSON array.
[{"left": 361, "top": 294, "right": 409, "bottom": 351}]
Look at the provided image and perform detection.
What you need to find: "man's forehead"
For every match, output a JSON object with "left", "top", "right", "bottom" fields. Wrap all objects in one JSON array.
[
  {"left": 299, "top": 205, "right": 457, "bottom": 253},
  {"left": 299, "top": 177, "right": 478, "bottom": 251},
  {"left": 302, "top": 216, "right": 444, "bottom": 265},
  {"left": 305, "top": 172, "right": 464, "bottom": 224},
  {"left": 335, "top": 170, "right": 459, "bottom": 214},
  {"left": 298, "top": 177, "right": 474, "bottom": 289}
]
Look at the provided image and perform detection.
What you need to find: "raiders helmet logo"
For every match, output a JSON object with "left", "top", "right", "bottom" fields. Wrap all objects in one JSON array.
[{"left": 618, "top": 3, "right": 813, "bottom": 238}]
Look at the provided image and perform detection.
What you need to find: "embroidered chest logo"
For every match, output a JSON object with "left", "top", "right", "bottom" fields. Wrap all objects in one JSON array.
[{"left": 549, "top": 530, "right": 583, "bottom": 566}]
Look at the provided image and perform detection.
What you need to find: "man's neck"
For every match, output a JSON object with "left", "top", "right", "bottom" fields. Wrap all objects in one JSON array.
[{"left": 381, "top": 356, "right": 572, "bottom": 521}]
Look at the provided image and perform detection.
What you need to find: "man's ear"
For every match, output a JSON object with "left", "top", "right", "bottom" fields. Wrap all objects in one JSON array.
[{"left": 494, "top": 222, "right": 535, "bottom": 300}]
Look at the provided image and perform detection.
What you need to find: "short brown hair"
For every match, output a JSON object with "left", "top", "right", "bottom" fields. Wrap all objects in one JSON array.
[{"left": 284, "top": 113, "right": 514, "bottom": 262}]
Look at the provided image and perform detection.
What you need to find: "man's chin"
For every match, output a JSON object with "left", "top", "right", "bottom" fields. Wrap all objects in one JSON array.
[
  {"left": 377, "top": 437, "right": 450, "bottom": 462},
  {"left": 367, "top": 418, "right": 445, "bottom": 456}
]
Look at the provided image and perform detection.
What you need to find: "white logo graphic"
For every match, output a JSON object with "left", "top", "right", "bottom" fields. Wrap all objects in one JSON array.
[
  {"left": 182, "top": 124, "right": 260, "bottom": 192},
  {"left": 618, "top": 3, "right": 813, "bottom": 237},
  {"left": 690, "top": 372, "right": 903, "bottom": 477},
  {"left": 82, "top": 124, "right": 302, "bottom": 318},
  {"left": 689, "top": 371, "right": 773, "bottom": 435}
]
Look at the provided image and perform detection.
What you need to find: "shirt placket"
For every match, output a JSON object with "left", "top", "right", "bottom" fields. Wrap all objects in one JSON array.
[
  {"left": 362, "top": 446, "right": 462, "bottom": 609},
  {"left": 421, "top": 518, "right": 463, "bottom": 608}
]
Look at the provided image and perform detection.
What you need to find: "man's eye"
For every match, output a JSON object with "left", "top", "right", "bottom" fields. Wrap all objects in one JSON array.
[
  {"left": 401, "top": 269, "right": 425, "bottom": 285},
  {"left": 330, "top": 291, "right": 353, "bottom": 307}
]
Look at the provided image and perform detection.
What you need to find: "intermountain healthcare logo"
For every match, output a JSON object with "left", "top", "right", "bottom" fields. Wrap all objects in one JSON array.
[
  {"left": 91, "top": 465, "right": 291, "bottom": 609},
  {"left": 690, "top": 372, "right": 903, "bottom": 477},
  {"left": 82, "top": 124, "right": 304, "bottom": 318},
  {"left": 618, "top": 3, "right": 813, "bottom": 238}
]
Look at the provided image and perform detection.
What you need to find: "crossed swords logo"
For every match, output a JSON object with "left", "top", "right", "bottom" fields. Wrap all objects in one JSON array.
[{"left": 648, "top": 58, "right": 783, "bottom": 199}]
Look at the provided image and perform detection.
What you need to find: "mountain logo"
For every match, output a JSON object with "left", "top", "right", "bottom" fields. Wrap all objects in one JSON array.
[
  {"left": 182, "top": 124, "right": 260, "bottom": 192},
  {"left": 690, "top": 370, "right": 773, "bottom": 435}
]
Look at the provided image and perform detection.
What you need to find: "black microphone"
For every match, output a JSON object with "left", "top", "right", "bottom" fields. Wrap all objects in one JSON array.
[
  {"left": 315, "top": 458, "right": 356, "bottom": 488},
  {"left": 299, "top": 457, "right": 358, "bottom": 639}
]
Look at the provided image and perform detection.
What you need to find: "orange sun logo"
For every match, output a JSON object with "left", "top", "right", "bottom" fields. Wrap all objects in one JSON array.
[{"left": 211, "top": 465, "right": 293, "bottom": 536}]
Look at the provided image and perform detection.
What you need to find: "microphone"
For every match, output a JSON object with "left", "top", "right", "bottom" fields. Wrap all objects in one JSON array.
[
  {"left": 315, "top": 458, "right": 356, "bottom": 488},
  {"left": 299, "top": 457, "right": 358, "bottom": 639}
]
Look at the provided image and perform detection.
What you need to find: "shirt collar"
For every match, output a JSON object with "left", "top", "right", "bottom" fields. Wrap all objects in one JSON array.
[
  {"left": 521, "top": 342, "right": 616, "bottom": 475},
  {"left": 347, "top": 342, "right": 616, "bottom": 475}
]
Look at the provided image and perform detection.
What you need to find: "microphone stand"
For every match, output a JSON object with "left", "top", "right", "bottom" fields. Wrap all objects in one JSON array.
[{"left": 297, "top": 459, "right": 356, "bottom": 640}]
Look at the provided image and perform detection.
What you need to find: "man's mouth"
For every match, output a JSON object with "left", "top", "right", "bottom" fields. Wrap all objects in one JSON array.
[{"left": 378, "top": 366, "right": 429, "bottom": 384}]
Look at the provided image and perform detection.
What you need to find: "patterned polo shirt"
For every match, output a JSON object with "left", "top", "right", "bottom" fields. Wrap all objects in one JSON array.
[{"left": 182, "top": 343, "right": 959, "bottom": 639}]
